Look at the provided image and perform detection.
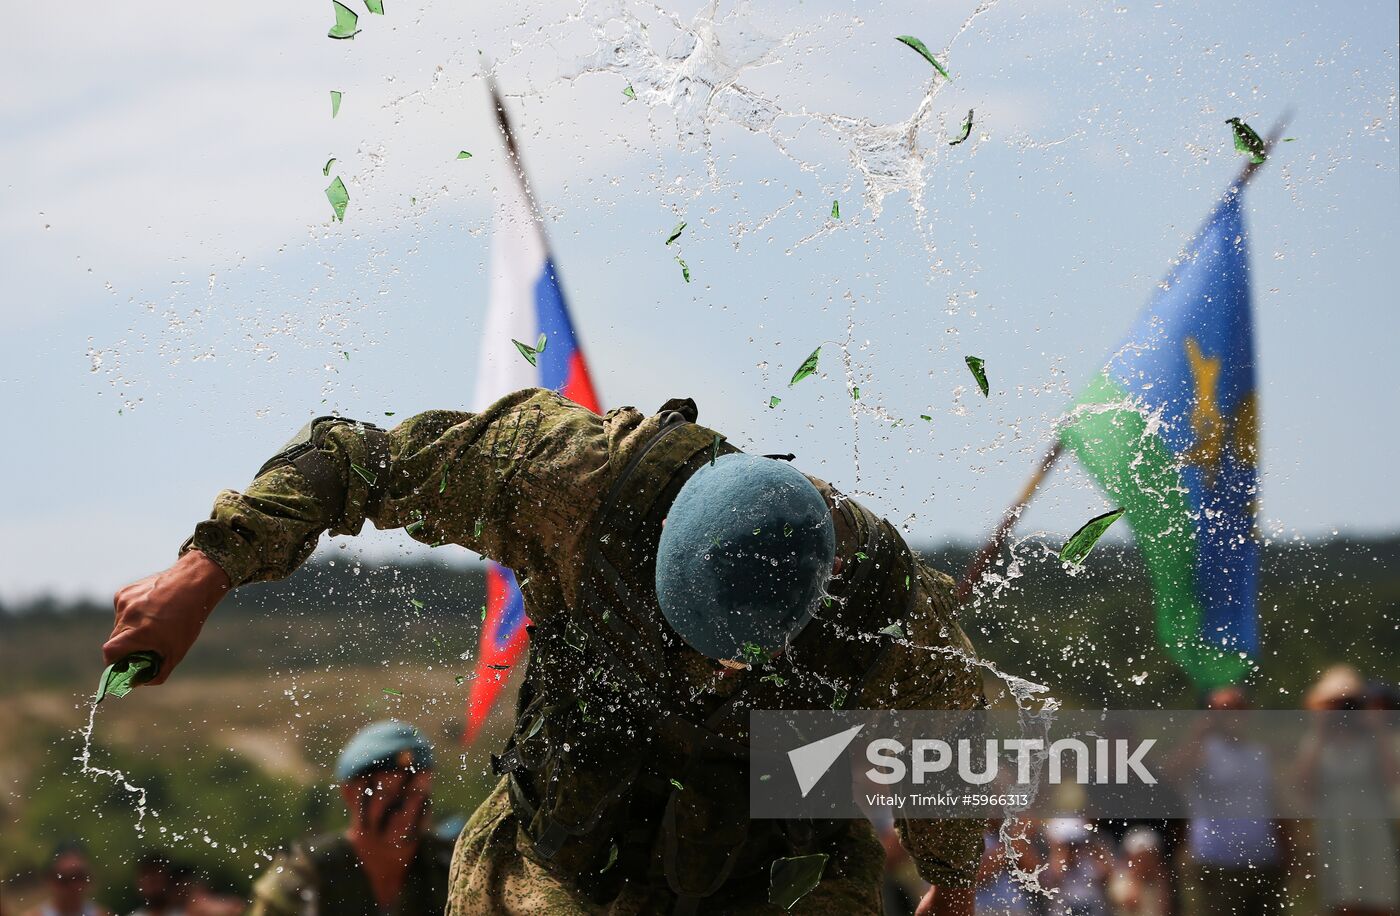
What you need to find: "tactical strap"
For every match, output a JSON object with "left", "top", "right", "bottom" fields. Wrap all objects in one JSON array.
[
  {"left": 506, "top": 770, "right": 638, "bottom": 863},
  {"left": 569, "top": 412, "right": 729, "bottom": 696}
]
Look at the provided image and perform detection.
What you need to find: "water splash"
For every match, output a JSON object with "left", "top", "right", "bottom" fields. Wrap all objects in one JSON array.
[
  {"left": 552, "top": 0, "right": 1002, "bottom": 237},
  {"left": 74, "top": 698, "right": 153, "bottom": 832}
]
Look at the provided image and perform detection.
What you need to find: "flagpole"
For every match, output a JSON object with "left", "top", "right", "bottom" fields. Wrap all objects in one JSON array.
[
  {"left": 486, "top": 72, "right": 550, "bottom": 234},
  {"left": 952, "top": 112, "right": 1292, "bottom": 606},
  {"left": 952, "top": 440, "right": 1063, "bottom": 604}
]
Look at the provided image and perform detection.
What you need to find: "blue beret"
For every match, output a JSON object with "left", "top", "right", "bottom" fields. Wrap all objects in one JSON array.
[
  {"left": 335, "top": 720, "right": 434, "bottom": 782},
  {"left": 655, "top": 454, "right": 835, "bottom": 660}
]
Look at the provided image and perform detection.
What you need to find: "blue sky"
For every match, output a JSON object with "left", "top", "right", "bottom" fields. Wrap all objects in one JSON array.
[{"left": 1, "top": 0, "right": 1396, "bottom": 601}]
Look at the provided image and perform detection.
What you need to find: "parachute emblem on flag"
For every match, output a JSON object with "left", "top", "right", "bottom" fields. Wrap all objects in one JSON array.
[{"left": 1061, "top": 190, "right": 1261, "bottom": 688}]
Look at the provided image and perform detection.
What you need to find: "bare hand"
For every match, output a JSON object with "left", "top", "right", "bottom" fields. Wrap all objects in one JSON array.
[
  {"left": 345, "top": 768, "right": 432, "bottom": 907},
  {"left": 916, "top": 885, "right": 974, "bottom": 916},
  {"left": 104, "top": 550, "right": 230, "bottom": 685}
]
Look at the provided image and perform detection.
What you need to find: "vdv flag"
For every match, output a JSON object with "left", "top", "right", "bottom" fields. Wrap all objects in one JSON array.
[
  {"left": 1060, "top": 189, "right": 1259, "bottom": 688},
  {"left": 465, "top": 143, "right": 601, "bottom": 743}
]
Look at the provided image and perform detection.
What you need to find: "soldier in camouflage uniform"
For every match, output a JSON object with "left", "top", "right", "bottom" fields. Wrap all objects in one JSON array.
[
  {"left": 247, "top": 721, "right": 454, "bottom": 916},
  {"left": 106, "top": 388, "right": 987, "bottom": 915}
]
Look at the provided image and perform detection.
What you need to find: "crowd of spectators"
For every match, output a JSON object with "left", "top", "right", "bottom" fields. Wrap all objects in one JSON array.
[{"left": 11, "top": 666, "right": 1397, "bottom": 916}]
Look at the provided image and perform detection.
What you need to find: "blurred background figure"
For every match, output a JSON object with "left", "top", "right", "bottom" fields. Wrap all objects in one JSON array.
[
  {"left": 20, "top": 841, "right": 112, "bottom": 916},
  {"left": 870, "top": 806, "right": 930, "bottom": 916},
  {"left": 129, "top": 851, "right": 183, "bottom": 916},
  {"left": 1043, "top": 818, "right": 1111, "bottom": 916},
  {"left": 1295, "top": 665, "right": 1399, "bottom": 916},
  {"left": 1106, "top": 827, "right": 1170, "bottom": 916},
  {"left": 972, "top": 825, "right": 1040, "bottom": 915},
  {"left": 167, "top": 863, "right": 242, "bottom": 916},
  {"left": 246, "top": 720, "right": 453, "bottom": 916},
  {"left": 1170, "top": 686, "right": 1289, "bottom": 916}
]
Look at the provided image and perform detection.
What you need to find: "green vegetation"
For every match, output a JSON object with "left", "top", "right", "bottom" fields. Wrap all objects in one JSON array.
[{"left": 1, "top": 536, "right": 1395, "bottom": 905}]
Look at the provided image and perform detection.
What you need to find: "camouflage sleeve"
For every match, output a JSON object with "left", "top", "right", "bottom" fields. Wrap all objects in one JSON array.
[
  {"left": 184, "top": 387, "right": 610, "bottom": 588},
  {"left": 878, "top": 560, "right": 987, "bottom": 888},
  {"left": 246, "top": 846, "right": 316, "bottom": 916}
]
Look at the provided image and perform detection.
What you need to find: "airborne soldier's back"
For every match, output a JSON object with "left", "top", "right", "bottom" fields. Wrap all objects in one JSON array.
[{"left": 105, "top": 388, "right": 986, "bottom": 915}]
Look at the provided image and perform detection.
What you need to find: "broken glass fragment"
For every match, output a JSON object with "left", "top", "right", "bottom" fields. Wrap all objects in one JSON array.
[
  {"left": 325, "top": 176, "right": 349, "bottom": 222},
  {"left": 949, "top": 109, "right": 974, "bottom": 145},
  {"left": 95, "top": 652, "right": 160, "bottom": 703},
  {"left": 328, "top": 1, "right": 360, "bottom": 39},
  {"left": 770, "top": 854, "right": 829, "bottom": 910},
  {"left": 895, "top": 35, "right": 950, "bottom": 79},
  {"left": 788, "top": 348, "right": 820, "bottom": 387},
  {"left": 964, "top": 356, "right": 989, "bottom": 396},
  {"left": 1226, "top": 117, "right": 1267, "bottom": 165},
  {"left": 1059, "top": 508, "right": 1125, "bottom": 565}
]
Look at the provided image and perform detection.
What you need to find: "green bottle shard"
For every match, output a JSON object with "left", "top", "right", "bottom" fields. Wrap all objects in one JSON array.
[
  {"left": 1059, "top": 507, "right": 1125, "bottom": 566},
  {"left": 770, "top": 853, "right": 828, "bottom": 910},
  {"left": 95, "top": 651, "right": 161, "bottom": 703},
  {"left": 328, "top": 1, "right": 360, "bottom": 39},
  {"left": 457, "top": 150, "right": 472, "bottom": 159},
  {"left": 831, "top": 199, "right": 840, "bottom": 220},
  {"left": 330, "top": 90, "right": 343, "bottom": 117},
  {"left": 949, "top": 108, "right": 974, "bottom": 145},
  {"left": 964, "top": 355, "right": 989, "bottom": 396},
  {"left": 364, "top": 0, "right": 384, "bottom": 14},
  {"left": 511, "top": 332, "right": 547, "bottom": 366},
  {"left": 665, "top": 221, "right": 686, "bottom": 245},
  {"left": 1226, "top": 117, "right": 1267, "bottom": 165},
  {"left": 511, "top": 339, "right": 536, "bottom": 365},
  {"left": 622, "top": 84, "right": 636, "bottom": 100},
  {"left": 894, "top": 35, "right": 951, "bottom": 80},
  {"left": 788, "top": 347, "right": 820, "bottom": 387},
  {"left": 676, "top": 257, "right": 691, "bottom": 282},
  {"left": 326, "top": 176, "right": 349, "bottom": 222},
  {"left": 322, "top": 157, "right": 336, "bottom": 176}
]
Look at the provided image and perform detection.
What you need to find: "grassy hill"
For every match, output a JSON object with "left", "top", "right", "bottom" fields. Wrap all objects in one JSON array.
[{"left": 2, "top": 536, "right": 1396, "bottom": 908}]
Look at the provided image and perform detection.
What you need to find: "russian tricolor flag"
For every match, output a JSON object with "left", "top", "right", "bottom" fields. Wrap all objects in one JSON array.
[{"left": 464, "top": 93, "right": 601, "bottom": 743}]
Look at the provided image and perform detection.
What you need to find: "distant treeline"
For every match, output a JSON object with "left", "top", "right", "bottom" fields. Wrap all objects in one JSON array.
[{"left": 3, "top": 535, "right": 1397, "bottom": 707}]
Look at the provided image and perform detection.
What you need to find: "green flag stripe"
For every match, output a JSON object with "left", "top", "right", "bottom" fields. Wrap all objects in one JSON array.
[{"left": 1060, "top": 372, "right": 1249, "bottom": 687}]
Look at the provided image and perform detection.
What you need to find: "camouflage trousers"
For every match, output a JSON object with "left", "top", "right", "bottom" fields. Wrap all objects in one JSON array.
[{"left": 445, "top": 777, "right": 885, "bottom": 915}]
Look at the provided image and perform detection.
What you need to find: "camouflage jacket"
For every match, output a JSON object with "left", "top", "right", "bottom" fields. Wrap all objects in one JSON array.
[
  {"left": 246, "top": 831, "right": 454, "bottom": 916},
  {"left": 187, "top": 388, "right": 985, "bottom": 891}
]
